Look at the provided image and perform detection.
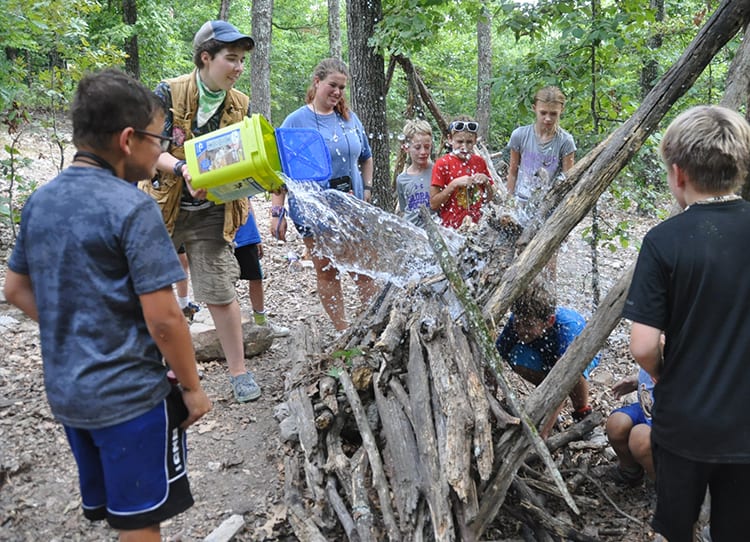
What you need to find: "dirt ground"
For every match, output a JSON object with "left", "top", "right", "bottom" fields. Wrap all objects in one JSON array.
[{"left": 0, "top": 122, "right": 664, "bottom": 541}]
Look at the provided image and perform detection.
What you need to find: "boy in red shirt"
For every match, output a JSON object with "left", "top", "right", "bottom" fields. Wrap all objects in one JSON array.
[{"left": 430, "top": 117, "right": 493, "bottom": 228}]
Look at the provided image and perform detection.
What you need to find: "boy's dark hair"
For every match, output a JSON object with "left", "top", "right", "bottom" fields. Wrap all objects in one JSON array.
[
  {"left": 512, "top": 280, "right": 556, "bottom": 321},
  {"left": 193, "top": 39, "right": 253, "bottom": 69},
  {"left": 660, "top": 105, "right": 750, "bottom": 193},
  {"left": 71, "top": 68, "right": 163, "bottom": 151}
]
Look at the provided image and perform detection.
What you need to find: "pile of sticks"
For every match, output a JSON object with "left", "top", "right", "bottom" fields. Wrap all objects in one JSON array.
[{"left": 279, "top": 206, "right": 609, "bottom": 541}]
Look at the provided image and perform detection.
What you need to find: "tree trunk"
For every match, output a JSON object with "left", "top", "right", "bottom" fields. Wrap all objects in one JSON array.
[
  {"left": 218, "top": 0, "right": 231, "bottom": 21},
  {"left": 328, "top": 0, "right": 342, "bottom": 60},
  {"left": 476, "top": 1, "right": 492, "bottom": 144},
  {"left": 122, "top": 0, "right": 139, "bottom": 80},
  {"left": 346, "top": 0, "right": 392, "bottom": 212},
  {"left": 639, "top": 0, "right": 664, "bottom": 97},
  {"left": 251, "top": 0, "right": 274, "bottom": 120},
  {"left": 720, "top": 21, "right": 750, "bottom": 111}
]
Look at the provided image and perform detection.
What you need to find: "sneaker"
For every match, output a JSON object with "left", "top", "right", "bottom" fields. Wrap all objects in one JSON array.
[
  {"left": 252, "top": 310, "right": 290, "bottom": 338},
  {"left": 572, "top": 405, "right": 593, "bottom": 422},
  {"left": 266, "top": 320, "right": 290, "bottom": 338},
  {"left": 606, "top": 465, "right": 644, "bottom": 488},
  {"left": 230, "top": 371, "right": 261, "bottom": 402},
  {"left": 182, "top": 301, "right": 200, "bottom": 322}
]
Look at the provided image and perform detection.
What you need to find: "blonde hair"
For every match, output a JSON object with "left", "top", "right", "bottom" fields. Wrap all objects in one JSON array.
[
  {"left": 534, "top": 86, "right": 566, "bottom": 107},
  {"left": 305, "top": 58, "right": 350, "bottom": 121},
  {"left": 402, "top": 119, "right": 432, "bottom": 143},
  {"left": 660, "top": 105, "right": 750, "bottom": 192}
]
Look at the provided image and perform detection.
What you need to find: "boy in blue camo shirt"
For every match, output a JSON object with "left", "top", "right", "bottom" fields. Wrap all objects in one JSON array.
[
  {"left": 496, "top": 282, "right": 599, "bottom": 437},
  {"left": 4, "top": 69, "right": 210, "bottom": 541}
]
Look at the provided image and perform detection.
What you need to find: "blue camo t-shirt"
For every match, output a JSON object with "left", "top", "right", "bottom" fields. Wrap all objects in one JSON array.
[
  {"left": 495, "top": 307, "right": 600, "bottom": 379},
  {"left": 8, "top": 167, "right": 185, "bottom": 429},
  {"left": 234, "top": 200, "right": 261, "bottom": 248}
]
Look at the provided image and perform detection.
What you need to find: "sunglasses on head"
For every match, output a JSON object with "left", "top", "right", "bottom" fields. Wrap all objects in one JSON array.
[{"left": 450, "top": 121, "right": 479, "bottom": 133}]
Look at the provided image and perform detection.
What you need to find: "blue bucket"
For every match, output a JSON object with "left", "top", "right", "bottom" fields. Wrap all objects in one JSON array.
[{"left": 274, "top": 128, "right": 331, "bottom": 183}]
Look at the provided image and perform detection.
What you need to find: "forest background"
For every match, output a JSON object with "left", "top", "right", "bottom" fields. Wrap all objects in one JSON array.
[{"left": 0, "top": 0, "right": 740, "bottom": 239}]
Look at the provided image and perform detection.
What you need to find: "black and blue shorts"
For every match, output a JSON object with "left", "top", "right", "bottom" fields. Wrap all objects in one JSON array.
[{"left": 63, "top": 386, "right": 193, "bottom": 531}]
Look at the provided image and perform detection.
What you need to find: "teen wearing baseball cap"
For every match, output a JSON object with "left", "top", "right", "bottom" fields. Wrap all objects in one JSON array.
[{"left": 140, "top": 21, "right": 263, "bottom": 404}]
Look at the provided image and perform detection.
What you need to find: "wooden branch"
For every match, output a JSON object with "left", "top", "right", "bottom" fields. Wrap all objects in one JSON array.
[
  {"left": 470, "top": 437, "right": 531, "bottom": 537},
  {"left": 289, "top": 387, "right": 319, "bottom": 457},
  {"left": 420, "top": 313, "right": 475, "bottom": 503},
  {"left": 455, "top": 332, "right": 494, "bottom": 483},
  {"left": 373, "top": 302, "right": 409, "bottom": 360},
  {"left": 387, "top": 377, "right": 414, "bottom": 427},
  {"left": 517, "top": 500, "right": 599, "bottom": 542},
  {"left": 339, "top": 369, "right": 401, "bottom": 541},
  {"left": 485, "top": 390, "right": 521, "bottom": 429},
  {"left": 324, "top": 414, "right": 353, "bottom": 504},
  {"left": 385, "top": 55, "right": 397, "bottom": 93},
  {"left": 351, "top": 448, "right": 377, "bottom": 542},
  {"left": 285, "top": 455, "right": 329, "bottom": 542},
  {"left": 510, "top": 478, "right": 555, "bottom": 542},
  {"left": 394, "top": 55, "right": 448, "bottom": 136},
  {"left": 420, "top": 208, "right": 579, "bottom": 519},
  {"left": 286, "top": 319, "right": 322, "bottom": 389},
  {"left": 406, "top": 322, "right": 455, "bottom": 540},
  {"left": 288, "top": 386, "right": 329, "bottom": 520},
  {"left": 475, "top": 141, "right": 507, "bottom": 196},
  {"left": 326, "top": 476, "right": 361, "bottom": 542},
  {"left": 373, "top": 366, "right": 420, "bottom": 530}
]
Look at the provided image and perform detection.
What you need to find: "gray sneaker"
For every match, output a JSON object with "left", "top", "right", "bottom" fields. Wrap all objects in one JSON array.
[
  {"left": 230, "top": 372, "right": 261, "bottom": 402},
  {"left": 266, "top": 320, "right": 290, "bottom": 338}
]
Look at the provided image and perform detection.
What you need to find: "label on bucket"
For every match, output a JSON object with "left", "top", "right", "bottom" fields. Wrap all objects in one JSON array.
[
  {"left": 207, "top": 177, "right": 267, "bottom": 202},
  {"left": 194, "top": 128, "right": 245, "bottom": 173}
]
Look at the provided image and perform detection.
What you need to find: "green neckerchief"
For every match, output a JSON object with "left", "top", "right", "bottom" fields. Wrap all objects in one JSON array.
[{"left": 196, "top": 71, "right": 227, "bottom": 128}]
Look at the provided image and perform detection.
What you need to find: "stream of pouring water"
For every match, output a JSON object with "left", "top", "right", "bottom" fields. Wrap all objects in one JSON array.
[
  {"left": 284, "top": 177, "right": 466, "bottom": 287},
  {"left": 280, "top": 166, "right": 551, "bottom": 287}
]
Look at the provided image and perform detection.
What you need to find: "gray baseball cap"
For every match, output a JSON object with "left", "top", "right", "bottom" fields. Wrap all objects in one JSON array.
[{"left": 193, "top": 20, "right": 255, "bottom": 50}]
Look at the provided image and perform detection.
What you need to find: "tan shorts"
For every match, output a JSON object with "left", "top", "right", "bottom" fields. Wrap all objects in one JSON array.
[{"left": 171, "top": 205, "right": 239, "bottom": 305}]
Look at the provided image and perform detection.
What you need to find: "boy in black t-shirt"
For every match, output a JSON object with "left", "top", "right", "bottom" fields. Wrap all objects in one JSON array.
[{"left": 623, "top": 105, "right": 750, "bottom": 542}]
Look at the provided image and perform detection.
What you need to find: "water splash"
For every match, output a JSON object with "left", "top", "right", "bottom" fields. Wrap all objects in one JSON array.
[{"left": 285, "top": 177, "right": 465, "bottom": 287}]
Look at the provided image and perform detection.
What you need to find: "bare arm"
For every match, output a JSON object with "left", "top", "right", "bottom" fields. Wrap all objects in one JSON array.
[
  {"left": 4, "top": 269, "right": 38, "bottom": 322},
  {"left": 506, "top": 149, "right": 520, "bottom": 194},
  {"left": 140, "top": 287, "right": 211, "bottom": 428},
  {"left": 360, "top": 157, "right": 374, "bottom": 203},
  {"left": 629, "top": 322, "right": 663, "bottom": 382},
  {"left": 611, "top": 373, "right": 639, "bottom": 398},
  {"left": 270, "top": 189, "right": 287, "bottom": 241},
  {"left": 561, "top": 151, "right": 575, "bottom": 174}
]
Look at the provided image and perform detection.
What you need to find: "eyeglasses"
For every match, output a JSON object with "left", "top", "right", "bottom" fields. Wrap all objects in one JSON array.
[
  {"left": 134, "top": 129, "right": 174, "bottom": 152},
  {"left": 449, "top": 121, "right": 479, "bottom": 133}
]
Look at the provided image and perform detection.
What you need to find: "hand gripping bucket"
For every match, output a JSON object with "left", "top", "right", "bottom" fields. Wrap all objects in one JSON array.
[{"left": 184, "top": 114, "right": 331, "bottom": 203}]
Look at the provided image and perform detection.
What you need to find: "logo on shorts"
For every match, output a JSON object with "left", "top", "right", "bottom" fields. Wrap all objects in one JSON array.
[{"left": 172, "top": 428, "right": 183, "bottom": 473}]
